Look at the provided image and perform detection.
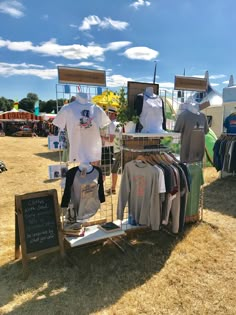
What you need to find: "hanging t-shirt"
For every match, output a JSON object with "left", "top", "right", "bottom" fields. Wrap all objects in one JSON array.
[
  {"left": 53, "top": 100, "right": 110, "bottom": 163},
  {"left": 139, "top": 94, "right": 165, "bottom": 133},
  {"left": 174, "top": 109, "right": 209, "bottom": 163},
  {"left": 117, "top": 160, "right": 161, "bottom": 230},
  {"left": 223, "top": 113, "right": 236, "bottom": 134},
  {"left": 185, "top": 164, "right": 204, "bottom": 223}
]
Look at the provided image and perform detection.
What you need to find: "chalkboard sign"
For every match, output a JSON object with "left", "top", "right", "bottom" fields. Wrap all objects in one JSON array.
[{"left": 15, "top": 189, "right": 64, "bottom": 275}]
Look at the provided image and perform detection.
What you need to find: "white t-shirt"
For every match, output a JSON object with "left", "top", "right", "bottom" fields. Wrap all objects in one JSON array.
[
  {"left": 102, "top": 120, "right": 121, "bottom": 153},
  {"left": 140, "top": 95, "right": 164, "bottom": 133},
  {"left": 53, "top": 100, "right": 110, "bottom": 163}
]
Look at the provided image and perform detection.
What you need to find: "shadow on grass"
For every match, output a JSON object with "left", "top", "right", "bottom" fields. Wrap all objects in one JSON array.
[
  {"left": 204, "top": 175, "right": 236, "bottom": 218},
  {"left": 0, "top": 226, "right": 193, "bottom": 315},
  {"left": 35, "top": 151, "right": 61, "bottom": 162}
]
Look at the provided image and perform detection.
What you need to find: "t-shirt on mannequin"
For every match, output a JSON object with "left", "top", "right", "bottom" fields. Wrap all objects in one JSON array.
[
  {"left": 53, "top": 92, "right": 110, "bottom": 163},
  {"left": 61, "top": 165, "right": 105, "bottom": 221},
  {"left": 134, "top": 87, "right": 166, "bottom": 133},
  {"left": 174, "top": 102, "right": 209, "bottom": 163}
]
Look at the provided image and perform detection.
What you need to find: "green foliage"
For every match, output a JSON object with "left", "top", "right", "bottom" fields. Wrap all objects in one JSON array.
[
  {"left": 40, "top": 99, "right": 57, "bottom": 113},
  {"left": 116, "top": 87, "right": 139, "bottom": 127},
  {"left": 19, "top": 98, "right": 34, "bottom": 112},
  {"left": 0, "top": 97, "right": 14, "bottom": 112},
  {"left": 27, "top": 92, "right": 39, "bottom": 103}
]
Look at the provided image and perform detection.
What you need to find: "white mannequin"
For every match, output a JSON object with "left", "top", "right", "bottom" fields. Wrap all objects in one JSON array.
[
  {"left": 178, "top": 102, "right": 200, "bottom": 116},
  {"left": 144, "top": 87, "right": 157, "bottom": 98},
  {"left": 76, "top": 92, "right": 89, "bottom": 104},
  {"left": 140, "top": 86, "right": 164, "bottom": 133},
  {"left": 186, "top": 102, "right": 200, "bottom": 115},
  {"left": 78, "top": 162, "right": 93, "bottom": 173}
]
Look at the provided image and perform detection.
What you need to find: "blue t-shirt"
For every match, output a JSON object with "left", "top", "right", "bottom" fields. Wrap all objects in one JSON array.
[{"left": 224, "top": 114, "right": 236, "bottom": 134}]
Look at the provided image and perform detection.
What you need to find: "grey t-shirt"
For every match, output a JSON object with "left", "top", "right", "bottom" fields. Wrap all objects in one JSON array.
[
  {"left": 117, "top": 160, "right": 161, "bottom": 230},
  {"left": 174, "top": 110, "right": 209, "bottom": 163}
]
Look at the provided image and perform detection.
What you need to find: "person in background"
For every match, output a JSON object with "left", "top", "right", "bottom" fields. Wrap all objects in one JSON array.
[{"left": 101, "top": 107, "right": 121, "bottom": 194}]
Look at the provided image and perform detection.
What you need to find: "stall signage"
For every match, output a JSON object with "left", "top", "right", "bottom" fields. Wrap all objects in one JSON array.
[
  {"left": 15, "top": 189, "right": 64, "bottom": 277},
  {"left": 58, "top": 66, "right": 106, "bottom": 86},
  {"left": 0, "top": 112, "right": 41, "bottom": 120}
]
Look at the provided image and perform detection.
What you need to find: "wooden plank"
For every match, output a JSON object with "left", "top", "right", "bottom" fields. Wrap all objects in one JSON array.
[
  {"left": 57, "top": 66, "right": 106, "bottom": 86},
  {"left": 174, "top": 76, "right": 207, "bottom": 91}
]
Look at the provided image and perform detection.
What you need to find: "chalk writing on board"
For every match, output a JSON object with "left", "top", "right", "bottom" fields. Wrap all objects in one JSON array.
[{"left": 22, "top": 195, "right": 59, "bottom": 253}]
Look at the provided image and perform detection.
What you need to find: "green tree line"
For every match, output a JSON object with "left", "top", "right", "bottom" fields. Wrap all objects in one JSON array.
[{"left": 0, "top": 92, "right": 65, "bottom": 114}]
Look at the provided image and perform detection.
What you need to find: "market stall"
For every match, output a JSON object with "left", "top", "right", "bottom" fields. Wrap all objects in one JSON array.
[{"left": 0, "top": 108, "right": 42, "bottom": 136}]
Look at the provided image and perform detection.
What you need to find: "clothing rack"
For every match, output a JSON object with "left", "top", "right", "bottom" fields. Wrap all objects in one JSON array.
[{"left": 213, "top": 133, "right": 236, "bottom": 178}]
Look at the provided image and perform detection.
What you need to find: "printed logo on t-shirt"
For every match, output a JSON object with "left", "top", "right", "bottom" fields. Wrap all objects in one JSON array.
[
  {"left": 193, "top": 121, "right": 204, "bottom": 129},
  {"left": 134, "top": 175, "right": 146, "bottom": 197},
  {"left": 229, "top": 120, "right": 236, "bottom": 125},
  {"left": 80, "top": 109, "right": 93, "bottom": 128},
  {"left": 81, "top": 182, "right": 97, "bottom": 198}
]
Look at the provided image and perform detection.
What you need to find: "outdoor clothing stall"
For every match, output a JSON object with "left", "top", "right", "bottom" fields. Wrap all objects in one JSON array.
[{"left": 0, "top": 108, "right": 42, "bottom": 136}]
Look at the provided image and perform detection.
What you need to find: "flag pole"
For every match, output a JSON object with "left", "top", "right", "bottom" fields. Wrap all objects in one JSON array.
[{"left": 153, "top": 61, "right": 157, "bottom": 84}]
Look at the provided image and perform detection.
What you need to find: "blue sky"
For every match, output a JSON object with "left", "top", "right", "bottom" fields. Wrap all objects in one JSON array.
[{"left": 0, "top": 0, "right": 235, "bottom": 101}]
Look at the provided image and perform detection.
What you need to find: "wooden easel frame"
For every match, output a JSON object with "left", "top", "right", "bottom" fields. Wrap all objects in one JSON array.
[{"left": 15, "top": 189, "right": 64, "bottom": 277}]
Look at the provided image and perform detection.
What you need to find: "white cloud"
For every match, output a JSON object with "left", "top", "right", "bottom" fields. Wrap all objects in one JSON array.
[
  {"left": 106, "top": 41, "right": 132, "bottom": 51},
  {"left": 8, "top": 40, "right": 33, "bottom": 51},
  {"left": 106, "top": 74, "right": 134, "bottom": 88},
  {"left": 0, "top": 62, "right": 57, "bottom": 79},
  {"left": 130, "top": 0, "right": 151, "bottom": 10},
  {"left": 209, "top": 74, "right": 226, "bottom": 80},
  {"left": 79, "top": 15, "right": 129, "bottom": 31},
  {"left": 159, "top": 82, "right": 175, "bottom": 89},
  {"left": 0, "top": 38, "right": 106, "bottom": 61},
  {"left": 66, "top": 62, "right": 104, "bottom": 70},
  {"left": 79, "top": 15, "right": 100, "bottom": 31},
  {"left": 0, "top": 37, "right": 136, "bottom": 62},
  {"left": 99, "top": 18, "right": 129, "bottom": 30},
  {"left": 69, "top": 24, "right": 78, "bottom": 28},
  {"left": 222, "top": 80, "right": 229, "bottom": 84},
  {"left": 123, "top": 46, "right": 158, "bottom": 60},
  {"left": 0, "top": 0, "right": 25, "bottom": 18}
]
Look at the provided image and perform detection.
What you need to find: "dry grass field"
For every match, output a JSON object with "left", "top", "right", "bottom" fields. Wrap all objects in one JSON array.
[{"left": 0, "top": 136, "right": 236, "bottom": 315}]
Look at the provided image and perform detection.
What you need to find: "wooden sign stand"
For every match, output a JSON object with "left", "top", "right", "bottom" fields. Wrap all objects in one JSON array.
[{"left": 15, "top": 189, "right": 64, "bottom": 278}]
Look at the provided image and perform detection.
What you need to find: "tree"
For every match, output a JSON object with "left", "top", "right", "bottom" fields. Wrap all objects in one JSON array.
[
  {"left": 18, "top": 93, "right": 39, "bottom": 112},
  {"left": 19, "top": 98, "right": 34, "bottom": 112},
  {"left": 40, "top": 99, "right": 57, "bottom": 113},
  {"left": 0, "top": 97, "right": 14, "bottom": 112},
  {"left": 27, "top": 93, "right": 38, "bottom": 103}
]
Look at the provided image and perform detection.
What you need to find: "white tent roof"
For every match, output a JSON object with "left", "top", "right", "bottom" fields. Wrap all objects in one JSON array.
[
  {"left": 223, "top": 75, "right": 236, "bottom": 103},
  {"left": 190, "top": 71, "right": 223, "bottom": 107}
]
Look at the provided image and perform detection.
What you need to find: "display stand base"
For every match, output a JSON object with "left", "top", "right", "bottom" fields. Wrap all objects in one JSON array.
[{"left": 65, "top": 224, "right": 125, "bottom": 248}]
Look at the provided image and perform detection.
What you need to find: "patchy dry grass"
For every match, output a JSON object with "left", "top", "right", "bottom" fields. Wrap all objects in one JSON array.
[{"left": 0, "top": 137, "right": 235, "bottom": 315}]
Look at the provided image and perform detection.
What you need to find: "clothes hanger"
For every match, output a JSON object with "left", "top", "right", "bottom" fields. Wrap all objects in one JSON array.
[
  {"left": 135, "top": 155, "right": 147, "bottom": 163},
  {"left": 145, "top": 154, "right": 156, "bottom": 165},
  {"left": 167, "top": 152, "right": 180, "bottom": 163},
  {"left": 149, "top": 153, "right": 162, "bottom": 164}
]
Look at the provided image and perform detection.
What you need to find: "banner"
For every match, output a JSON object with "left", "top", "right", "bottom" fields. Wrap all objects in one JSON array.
[{"left": 34, "top": 100, "right": 39, "bottom": 116}]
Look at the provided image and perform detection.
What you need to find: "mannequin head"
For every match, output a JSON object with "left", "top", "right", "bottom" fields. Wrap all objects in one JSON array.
[
  {"left": 187, "top": 102, "right": 200, "bottom": 114},
  {"left": 76, "top": 92, "right": 89, "bottom": 104},
  {"left": 144, "top": 87, "right": 154, "bottom": 97}
]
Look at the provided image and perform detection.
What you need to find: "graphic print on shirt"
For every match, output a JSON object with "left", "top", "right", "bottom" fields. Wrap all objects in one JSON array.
[
  {"left": 80, "top": 109, "right": 93, "bottom": 128},
  {"left": 81, "top": 182, "right": 98, "bottom": 199},
  {"left": 189, "top": 121, "right": 205, "bottom": 162},
  {"left": 134, "top": 175, "right": 146, "bottom": 197}
]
